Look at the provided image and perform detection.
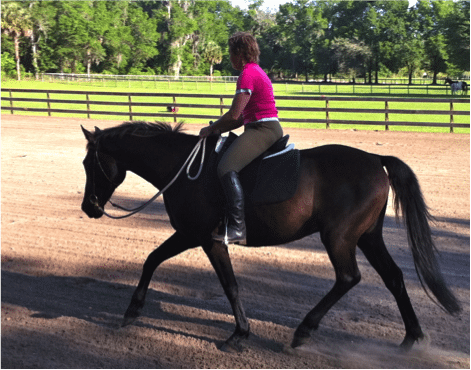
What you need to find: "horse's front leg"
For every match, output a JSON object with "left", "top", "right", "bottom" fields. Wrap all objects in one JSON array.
[
  {"left": 122, "top": 231, "right": 198, "bottom": 327},
  {"left": 203, "top": 241, "right": 250, "bottom": 352}
]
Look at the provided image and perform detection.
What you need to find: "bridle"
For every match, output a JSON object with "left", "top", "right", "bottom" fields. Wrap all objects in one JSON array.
[{"left": 89, "top": 137, "right": 207, "bottom": 219}]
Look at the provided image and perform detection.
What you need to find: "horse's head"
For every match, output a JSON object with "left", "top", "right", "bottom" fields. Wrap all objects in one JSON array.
[
  {"left": 81, "top": 126, "right": 126, "bottom": 218},
  {"left": 444, "top": 77, "right": 452, "bottom": 84}
]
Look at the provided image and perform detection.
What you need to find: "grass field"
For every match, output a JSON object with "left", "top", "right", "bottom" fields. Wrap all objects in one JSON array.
[{"left": 2, "top": 78, "right": 469, "bottom": 133}]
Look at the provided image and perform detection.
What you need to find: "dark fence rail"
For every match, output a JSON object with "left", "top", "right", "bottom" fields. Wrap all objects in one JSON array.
[{"left": 2, "top": 88, "right": 469, "bottom": 132}]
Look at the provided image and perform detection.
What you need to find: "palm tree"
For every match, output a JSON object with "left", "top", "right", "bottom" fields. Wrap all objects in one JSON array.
[
  {"left": 1, "top": 2, "right": 32, "bottom": 80},
  {"left": 202, "top": 41, "right": 222, "bottom": 79}
]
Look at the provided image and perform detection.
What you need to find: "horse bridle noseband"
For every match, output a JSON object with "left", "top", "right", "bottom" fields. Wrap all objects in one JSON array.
[
  {"left": 89, "top": 137, "right": 207, "bottom": 219},
  {"left": 89, "top": 145, "right": 121, "bottom": 213}
]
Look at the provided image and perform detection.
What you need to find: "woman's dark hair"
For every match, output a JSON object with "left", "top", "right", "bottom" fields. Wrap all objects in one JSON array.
[{"left": 228, "top": 32, "right": 260, "bottom": 64}]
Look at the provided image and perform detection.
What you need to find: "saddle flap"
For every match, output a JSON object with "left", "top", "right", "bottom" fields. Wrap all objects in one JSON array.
[
  {"left": 205, "top": 132, "right": 300, "bottom": 207},
  {"left": 248, "top": 148, "right": 300, "bottom": 206}
]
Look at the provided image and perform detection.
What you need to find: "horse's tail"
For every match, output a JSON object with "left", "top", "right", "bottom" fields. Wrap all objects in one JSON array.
[
  {"left": 381, "top": 155, "right": 461, "bottom": 315},
  {"left": 463, "top": 81, "right": 468, "bottom": 93}
]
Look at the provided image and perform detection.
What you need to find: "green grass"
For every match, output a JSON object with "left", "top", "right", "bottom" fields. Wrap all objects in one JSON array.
[{"left": 2, "top": 78, "right": 469, "bottom": 133}]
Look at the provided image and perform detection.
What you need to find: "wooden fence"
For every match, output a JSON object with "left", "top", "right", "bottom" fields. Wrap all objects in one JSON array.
[{"left": 2, "top": 88, "right": 469, "bottom": 132}]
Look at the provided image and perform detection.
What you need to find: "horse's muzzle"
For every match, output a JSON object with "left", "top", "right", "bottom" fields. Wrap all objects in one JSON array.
[{"left": 81, "top": 195, "right": 104, "bottom": 219}]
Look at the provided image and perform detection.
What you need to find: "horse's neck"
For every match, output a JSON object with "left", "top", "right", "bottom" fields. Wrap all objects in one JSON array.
[{"left": 110, "top": 134, "right": 199, "bottom": 189}]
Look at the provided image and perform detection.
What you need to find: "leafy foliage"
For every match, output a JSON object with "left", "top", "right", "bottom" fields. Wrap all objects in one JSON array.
[{"left": 1, "top": 0, "right": 469, "bottom": 81}]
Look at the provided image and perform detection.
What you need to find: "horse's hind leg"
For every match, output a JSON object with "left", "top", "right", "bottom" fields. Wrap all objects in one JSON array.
[
  {"left": 122, "top": 231, "right": 199, "bottom": 327},
  {"left": 202, "top": 240, "right": 250, "bottom": 352},
  {"left": 292, "top": 231, "right": 361, "bottom": 348},
  {"left": 357, "top": 226, "right": 424, "bottom": 350}
]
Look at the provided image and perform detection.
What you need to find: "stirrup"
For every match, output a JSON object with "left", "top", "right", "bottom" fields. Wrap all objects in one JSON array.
[{"left": 212, "top": 222, "right": 246, "bottom": 245}]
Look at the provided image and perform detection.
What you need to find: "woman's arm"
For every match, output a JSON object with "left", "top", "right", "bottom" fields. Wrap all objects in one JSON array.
[{"left": 199, "top": 92, "right": 250, "bottom": 137}]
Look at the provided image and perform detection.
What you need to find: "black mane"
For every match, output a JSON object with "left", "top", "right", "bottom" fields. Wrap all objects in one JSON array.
[{"left": 88, "top": 121, "right": 185, "bottom": 149}]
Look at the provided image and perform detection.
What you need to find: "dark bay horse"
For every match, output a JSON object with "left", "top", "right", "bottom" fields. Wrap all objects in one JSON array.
[{"left": 80, "top": 121, "right": 460, "bottom": 352}]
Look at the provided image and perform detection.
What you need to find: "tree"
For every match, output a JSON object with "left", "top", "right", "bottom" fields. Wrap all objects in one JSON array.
[
  {"left": 443, "top": 0, "right": 470, "bottom": 74},
  {"left": 165, "top": 1, "right": 197, "bottom": 78},
  {"left": 1, "top": 2, "right": 32, "bottom": 80},
  {"left": 276, "top": 0, "right": 326, "bottom": 81},
  {"left": 416, "top": 0, "right": 452, "bottom": 83},
  {"left": 100, "top": 1, "right": 133, "bottom": 74},
  {"left": 125, "top": 3, "right": 158, "bottom": 73},
  {"left": 27, "top": 1, "right": 57, "bottom": 79},
  {"left": 202, "top": 41, "right": 222, "bottom": 78},
  {"left": 331, "top": 37, "right": 372, "bottom": 83}
]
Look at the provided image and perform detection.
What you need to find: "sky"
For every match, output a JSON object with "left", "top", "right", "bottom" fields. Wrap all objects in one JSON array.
[{"left": 229, "top": 0, "right": 418, "bottom": 12}]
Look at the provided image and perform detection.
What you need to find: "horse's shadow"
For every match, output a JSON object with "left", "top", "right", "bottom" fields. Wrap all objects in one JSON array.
[{"left": 1, "top": 260, "right": 390, "bottom": 353}]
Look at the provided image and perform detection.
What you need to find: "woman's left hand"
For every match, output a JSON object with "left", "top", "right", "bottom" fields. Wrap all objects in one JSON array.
[{"left": 199, "top": 125, "right": 215, "bottom": 138}]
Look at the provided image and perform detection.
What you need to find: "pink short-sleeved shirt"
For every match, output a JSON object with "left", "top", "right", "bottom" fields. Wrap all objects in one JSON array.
[{"left": 236, "top": 62, "right": 278, "bottom": 125}]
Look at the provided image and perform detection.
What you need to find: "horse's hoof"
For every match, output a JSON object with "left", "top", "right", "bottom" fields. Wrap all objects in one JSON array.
[
  {"left": 122, "top": 306, "right": 141, "bottom": 327},
  {"left": 121, "top": 315, "right": 137, "bottom": 327},
  {"left": 219, "top": 341, "right": 243, "bottom": 353},
  {"left": 282, "top": 344, "right": 297, "bottom": 355},
  {"left": 219, "top": 331, "right": 249, "bottom": 353},
  {"left": 399, "top": 331, "right": 429, "bottom": 352},
  {"left": 291, "top": 335, "right": 310, "bottom": 349},
  {"left": 291, "top": 326, "right": 311, "bottom": 348}
]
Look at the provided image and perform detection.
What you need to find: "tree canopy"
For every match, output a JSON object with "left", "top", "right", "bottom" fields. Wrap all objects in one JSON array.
[{"left": 1, "top": 0, "right": 469, "bottom": 82}]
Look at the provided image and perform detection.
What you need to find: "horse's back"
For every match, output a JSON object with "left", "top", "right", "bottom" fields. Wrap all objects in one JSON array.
[
  {"left": 301, "top": 144, "right": 384, "bottom": 178},
  {"left": 246, "top": 144, "right": 389, "bottom": 246}
]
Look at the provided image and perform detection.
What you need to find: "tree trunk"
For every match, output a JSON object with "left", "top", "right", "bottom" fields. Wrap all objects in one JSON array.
[
  {"left": 374, "top": 59, "right": 379, "bottom": 84},
  {"left": 87, "top": 49, "right": 91, "bottom": 77},
  {"left": 170, "top": 36, "right": 181, "bottom": 79},
  {"left": 172, "top": 54, "right": 182, "bottom": 79},
  {"left": 14, "top": 34, "right": 21, "bottom": 81},
  {"left": 30, "top": 33, "right": 39, "bottom": 80}
]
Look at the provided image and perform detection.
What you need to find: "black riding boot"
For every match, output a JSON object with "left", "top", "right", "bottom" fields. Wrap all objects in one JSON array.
[{"left": 213, "top": 171, "right": 247, "bottom": 244}]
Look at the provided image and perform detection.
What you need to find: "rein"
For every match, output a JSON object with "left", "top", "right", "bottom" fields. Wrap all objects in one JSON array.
[{"left": 91, "top": 137, "right": 207, "bottom": 219}]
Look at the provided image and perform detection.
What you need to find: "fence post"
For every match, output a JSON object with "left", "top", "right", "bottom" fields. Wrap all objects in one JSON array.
[
  {"left": 86, "top": 93, "right": 91, "bottom": 119},
  {"left": 385, "top": 100, "right": 389, "bottom": 131},
  {"left": 173, "top": 96, "right": 177, "bottom": 123},
  {"left": 220, "top": 97, "right": 224, "bottom": 115},
  {"left": 325, "top": 97, "right": 330, "bottom": 129},
  {"left": 450, "top": 100, "right": 454, "bottom": 133},
  {"left": 128, "top": 94, "right": 133, "bottom": 121},
  {"left": 47, "top": 92, "right": 51, "bottom": 116},
  {"left": 9, "top": 90, "right": 14, "bottom": 115}
]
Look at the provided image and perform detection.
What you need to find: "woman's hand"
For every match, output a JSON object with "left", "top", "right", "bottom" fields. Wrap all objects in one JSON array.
[{"left": 199, "top": 125, "right": 219, "bottom": 138}]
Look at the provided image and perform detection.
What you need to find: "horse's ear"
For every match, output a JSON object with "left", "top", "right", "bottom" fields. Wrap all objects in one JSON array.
[
  {"left": 94, "top": 126, "right": 102, "bottom": 133},
  {"left": 81, "top": 125, "right": 95, "bottom": 143}
]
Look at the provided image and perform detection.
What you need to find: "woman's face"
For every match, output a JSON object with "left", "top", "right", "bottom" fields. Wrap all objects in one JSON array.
[{"left": 230, "top": 50, "right": 244, "bottom": 71}]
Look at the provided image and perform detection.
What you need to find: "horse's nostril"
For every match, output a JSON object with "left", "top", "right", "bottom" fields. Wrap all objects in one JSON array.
[{"left": 89, "top": 195, "right": 98, "bottom": 205}]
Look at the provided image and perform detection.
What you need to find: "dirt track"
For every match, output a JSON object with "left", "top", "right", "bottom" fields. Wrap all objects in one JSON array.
[{"left": 1, "top": 114, "right": 469, "bottom": 368}]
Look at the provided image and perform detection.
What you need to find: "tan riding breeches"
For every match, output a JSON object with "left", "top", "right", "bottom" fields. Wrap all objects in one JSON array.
[{"left": 217, "top": 120, "right": 283, "bottom": 178}]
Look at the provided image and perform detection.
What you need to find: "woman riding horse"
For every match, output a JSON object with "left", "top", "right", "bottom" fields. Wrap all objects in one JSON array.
[{"left": 199, "top": 32, "right": 283, "bottom": 244}]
